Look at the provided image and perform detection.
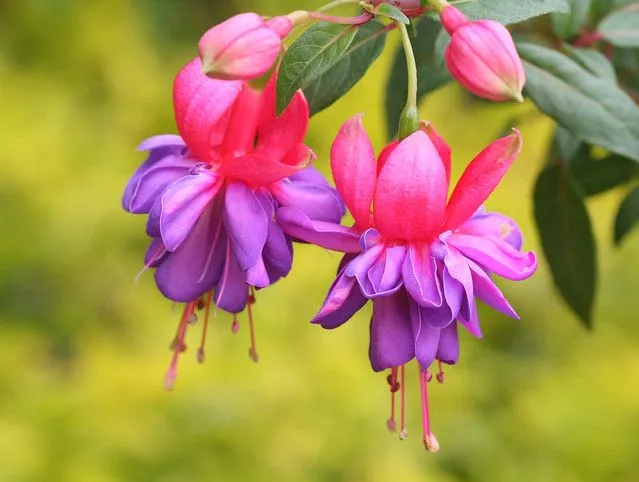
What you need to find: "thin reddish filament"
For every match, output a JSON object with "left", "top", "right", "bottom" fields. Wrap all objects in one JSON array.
[
  {"left": 400, "top": 364, "right": 407, "bottom": 438},
  {"left": 419, "top": 369, "right": 431, "bottom": 437},
  {"left": 247, "top": 288, "right": 258, "bottom": 362},
  {"left": 165, "top": 301, "right": 195, "bottom": 390},
  {"left": 197, "top": 291, "right": 213, "bottom": 364},
  {"left": 387, "top": 367, "right": 398, "bottom": 432}
]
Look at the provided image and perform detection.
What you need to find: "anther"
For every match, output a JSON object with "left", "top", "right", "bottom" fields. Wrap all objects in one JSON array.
[
  {"left": 423, "top": 433, "right": 440, "bottom": 453},
  {"left": 231, "top": 315, "right": 240, "bottom": 334},
  {"left": 187, "top": 313, "right": 198, "bottom": 326},
  {"left": 400, "top": 364, "right": 407, "bottom": 439},
  {"left": 436, "top": 361, "right": 445, "bottom": 384}
]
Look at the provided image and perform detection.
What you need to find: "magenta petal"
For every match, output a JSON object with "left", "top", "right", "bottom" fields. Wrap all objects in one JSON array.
[
  {"left": 271, "top": 177, "right": 345, "bottom": 223},
  {"left": 222, "top": 151, "right": 309, "bottom": 186},
  {"left": 223, "top": 181, "right": 269, "bottom": 271},
  {"left": 123, "top": 146, "right": 192, "bottom": 214},
  {"left": 215, "top": 241, "right": 249, "bottom": 313},
  {"left": 155, "top": 202, "right": 226, "bottom": 302},
  {"left": 369, "top": 292, "right": 415, "bottom": 372},
  {"left": 467, "top": 258, "right": 519, "bottom": 319},
  {"left": 276, "top": 207, "right": 361, "bottom": 253},
  {"left": 459, "top": 309, "right": 483, "bottom": 338},
  {"left": 312, "top": 271, "right": 367, "bottom": 329},
  {"left": 448, "top": 233, "right": 537, "bottom": 281},
  {"left": 436, "top": 323, "right": 460, "bottom": 364},
  {"left": 409, "top": 300, "right": 441, "bottom": 370},
  {"left": 158, "top": 171, "right": 222, "bottom": 252},
  {"left": 374, "top": 130, "right": 447, "bottom": 240},
  {"left": 402, "top": 243, "right": 443, "bottom": 308}
]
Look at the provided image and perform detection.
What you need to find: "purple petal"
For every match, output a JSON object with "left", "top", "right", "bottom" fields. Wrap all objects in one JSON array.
[
  {"left": 365, "top": 245, "right": 406, "bottom": 298},
  {"left": 256, "top": 191, "right": 293, "bottom": 282},
  {"left": 246, "top": 256, "right": 270, "bottom": 288},
  {"left": 460, "top": 210, "right": 524, "bottom": 250},
  {"left": 271, "top": 178, "right": 345, "bottom": 223},
  {"left": 459, "top": 309, "right": 483, "bottom": 338},
  {"left": 402, "top": 243, "right": 443, "bottom": 308},
  {"left": 215, "top": 240, "right": 249, "bottom": 313},
  {"left": 312, "top": 271, "right": 367, "bottom": 329},
  {"left": 158, "top": 171, "right": 222, "bottom": 251},
  {"left": 276, "top": 207, "right": 361, "bottom": 253},
  {"left": 360, "top": 228, "right": 382, "bottom": 251},
  {"left": 122, "top": 147, "right": 192, "bottom": 214},
  {"left": 467, "top": 258, "right": 519, "bottom": 319},
  {"left": 288, "top": 166, "right": 330, "bottom": 186},
  {"left": 155, "top": 201, "right": 226, "bottom": 302},
  {"left": 223, "top": 182, "right": 269, "bottom": 271},
  {"left": 448, "top": 233, "right": 537, "bottom": 281},
  {"left": 409, "top": 299, "right": 441, "bottom": 370},
  {"left": 344, "top": 243, "right": 385, "bottom": 296},
  {"left": 137, "top": 135, "right": 185, "bottom": 152},
  {"left": 144, "top": 238, "right": 168, "bottom": 268},
  {"left": 443, "top": 246, "right": 474, "bottom": 322},
  {"left": 436, "top": 323, "right": 459, "bottom": 364},
  {"left": 369, "top": 292, "right": 415, "bottom": 372}
]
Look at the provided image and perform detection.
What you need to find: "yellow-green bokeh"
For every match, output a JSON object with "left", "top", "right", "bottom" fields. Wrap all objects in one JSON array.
[{"left": 1, "top": 1, "right": 638, "bottom": 481}]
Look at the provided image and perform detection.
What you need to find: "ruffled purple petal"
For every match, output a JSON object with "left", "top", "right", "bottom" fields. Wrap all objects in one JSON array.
[
  {"left": 288, "top": 166, "right": 331, "bottom": 187},
  {"left": 223, "top": 181, "right": 269, "bottom": 271},
  {"left": 276, "top": 207, "right": 361, "bottom": 253},
  {"left": 365, "top": 245, "right": 406, "bottom": 298},
  {"left": 215, "top": 240, "right": 249, "bottom": 313},
  {"left": 271, "top": 177, "right": 345, "bottom": 223},
  {"left": 409, "top": 298, "right": 441, "bottom": 370},
  {"left": 402, "top": 243, "right": 443, "bottom": 308},
  {"left": 137, "top": 135, "right": 185, "bottom": 152},
  {"left": 344, "top": 243, "right": 385, "bottom": 296},
  {"left": 448, "top": 233, "right": 537, "bottom": 281},
  {"left": 436, "top": 322, "right": 459, "bottom": 365},
  {"left": 246, "top": 256, "right": 270, "bottom": 288},
  {"left": 312, "top": 271, "right": 367, "bottom": 329},
  {"left": 443, "top": 246, "right": 474, "bottom": 322},
  {"left": 122, "top": 144, "right": 192, "bottom": 214},
  {"left": 369, "top": 291, "right": 415, "bottom": 372},
  {"left": 467, "top": 258, "right": 519, "bottom": 319},
  {"left": 155, "top": 201, "right": 226, "bottom": 302},
  {"left": 158, "top": 171, "right": 222, "bottom": 251},
  {"left": 460, "top": 209, "right": 524, "bottom": 250}
]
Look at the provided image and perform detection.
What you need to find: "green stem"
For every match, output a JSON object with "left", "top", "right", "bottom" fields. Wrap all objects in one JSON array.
[
  {"left": 428, "top": 0, "right": 449, "bottom": 12},
  {"left": 397, "top": 22, "right": 419, "bottom": 139},
  {"left": 318, "top": 0, "right": 363, "bottom": 13}
]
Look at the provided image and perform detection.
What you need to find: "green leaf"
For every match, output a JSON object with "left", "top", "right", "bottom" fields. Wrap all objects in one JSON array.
[
  {"left": 455, "top": 0, "right": 570, "bottom": 25},
  {"left": 552, "top": 0, "right": 592, "bottom": 38},
  {"left": 551, "top": 125, "right": 590, "bottom": 165},
  {"left": 572, "top": 155, "right": 636, "bottom": 195},
  {"left": 304, "top": 21, "right": 388, "bottom": 116},
  {"left": 385, "top": 18, "right": 451, "bottom": 138},
  {"left": 534, "top": 165, "right": 597, "bottom": 327},
  {"left": 614, "top": 186, "right": 639, "bottom": 244},
  {"left": 564, "top": 45, "right": 617, "bottom": 81},
  {"left": 518, "top": 42, "right": 639, "bottom": 161},
  {"left": 373, "top": 3, "right": 410, "bottom": 24},
  {"left": 598, "top": 6, "right": 639, "bottom": 47},
  {"left": 276, "top": 22, "right": 358, "bottom": 115}
]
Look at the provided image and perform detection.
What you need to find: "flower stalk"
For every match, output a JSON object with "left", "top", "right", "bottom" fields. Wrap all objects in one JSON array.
[{"left": 397, "top": 21, "right": 420, "bottom": 139}]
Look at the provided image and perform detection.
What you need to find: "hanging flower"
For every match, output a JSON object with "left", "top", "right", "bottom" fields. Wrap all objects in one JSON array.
[
  {"left": 122, "top": 58, "right": 345, "bottom": 387},
  {"left": 277, "top": 115, "right": 537, "bottom": 450}
]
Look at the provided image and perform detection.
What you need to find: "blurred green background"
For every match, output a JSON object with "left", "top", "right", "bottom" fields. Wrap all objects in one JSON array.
[{"left": 1, "top": 1, "right": 639, "bottom": 481}]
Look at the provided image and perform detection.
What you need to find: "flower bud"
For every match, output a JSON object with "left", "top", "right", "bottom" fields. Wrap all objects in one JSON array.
[
  {"left": 198, "top": 12, "right": 291, "bottom": 81},
  {"left": 440, "top": 6, "right": 525, "bottom": 102}
]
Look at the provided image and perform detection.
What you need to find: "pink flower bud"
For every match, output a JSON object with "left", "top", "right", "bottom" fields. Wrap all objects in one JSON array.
[
  {"left": 369, "top": 0, "right": 424, "bottom": 17},
  {"left": 198, "top": 13, "right": 291, "bottom": 81},
  {"left": 440, "top": 6, "right": 525, "bottom": 102}
]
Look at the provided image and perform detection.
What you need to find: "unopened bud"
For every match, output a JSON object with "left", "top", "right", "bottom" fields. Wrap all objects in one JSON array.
[{"left": 440, "top": 6, "right": 525, "bottom": 102}]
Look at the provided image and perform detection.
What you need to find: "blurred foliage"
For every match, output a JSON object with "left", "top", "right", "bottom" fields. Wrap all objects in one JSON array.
[{"left": 0, "top": 1, "right": 639, "bottom": 481}]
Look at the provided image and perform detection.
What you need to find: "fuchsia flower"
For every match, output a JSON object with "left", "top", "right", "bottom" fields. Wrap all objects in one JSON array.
[
  {"left": 122, "top": 58, "right": 344, "bottom": 387},
  {"left": 278, "top": 115, "right": 537, "bottom": 450},
  {"left": 198, "top": 13, "right": 292, "bottom": 81},
  {"left": 440, "top": 5, "right": 526, "bottom": 102}
]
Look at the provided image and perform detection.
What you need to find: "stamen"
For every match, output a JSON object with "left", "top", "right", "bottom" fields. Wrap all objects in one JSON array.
[
  {"left": 231, "top": 315, "right": 240, "bottom": 334},
  {"left": 399, "top": 364, "right": 408, "bottom": 440},
  {"left": 165, "top": 301, "right": 195, "bottom": 391},
  {"left": 197, "top": 291, "right": 213, "bottom": 364},
  {"left": 247, "top": 287, "right": 259, "bottom": 363},
  {"left": 419, "top": 369, "right": 439, "bottom": 452},
  {"left": 436, "top": 361, "right": 445, "bottom": 384},
  {"left": 386, "top": 367, "right": 399, "bottom": 432}
]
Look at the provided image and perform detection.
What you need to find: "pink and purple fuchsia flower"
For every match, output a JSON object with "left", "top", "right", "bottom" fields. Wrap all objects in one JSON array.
[
  {"left": 278, "top": 115, "right": 537, "bottom": 450},
  {"left": 122, "top": 58, "right": 344, "bottom": 388}
]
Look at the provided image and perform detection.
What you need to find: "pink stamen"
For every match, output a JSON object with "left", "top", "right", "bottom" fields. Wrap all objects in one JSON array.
[
  {"left": 165, "top": 301, "right": 195, "bottom": 391},
  {"left": 197, "top": 291, "right": 213, "bottom": 364},
  {"left": 387, "top": 367, "right": 399, "bottom": 432},
  {"left": 231, "top": 315, "right": 240, "bottom": 334},
  {"left": 399, "top": 364, "right": 408, "bottom": 440},
  {"left": 420, "top": 369, "right": 440, "bottom": 452},
  {"left": 247, "top": 288, "right": 259, "bottom": 363}
]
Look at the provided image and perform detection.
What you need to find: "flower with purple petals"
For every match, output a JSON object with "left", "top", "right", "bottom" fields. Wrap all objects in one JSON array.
[
  {"left": 277, "top": 115, "right": 537, "bottom": 450},
  {"left": 122, "top": 58, "right": 344, "bottom": 387}
]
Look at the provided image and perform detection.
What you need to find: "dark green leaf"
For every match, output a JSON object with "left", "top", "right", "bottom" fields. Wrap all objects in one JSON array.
[
  {"left": 276, "top": 22, "right": 358, "bottom": 114},
  {"left": 374, "top": 3, "right": 410, "bottom": 24},
  {"left": 614, "top": 186, "right": 639, "bottom": 244},
  {"left": 304, "top": 21, "right": 387, "bottom": 116},
  {"left": 598, "top": 6, "right": 639, "bottom": 47},
  {"left": 564, "top": 45, "right": 617, "bottom": 81},
  {"left": 591, "top": 0, "right": 636, "bottom": 19},
  {"left": 572, "top": 155, "right": 636, "bottom": 195},
  {"left": 552, "top": 0, "right": 593, "bottom": 38},
  {"left": 518, "top": 42, "right": 639, "bottom": 161},
  {"left": 385, "top": 18, "right": 451, "bottom": 138},
  {"left": 534, "top": 165, "right": 597, "bottom": 327},
  {"left": 552, "top": 125, "right": 589, "bottom": 163},
  {"left": 456, "top": 0, "right": 570, "bottom": 25}
]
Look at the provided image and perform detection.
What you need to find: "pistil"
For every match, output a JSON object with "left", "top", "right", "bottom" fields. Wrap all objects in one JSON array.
[{"left": 247, "top": 288, "right": 259, "bottom": 362}]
